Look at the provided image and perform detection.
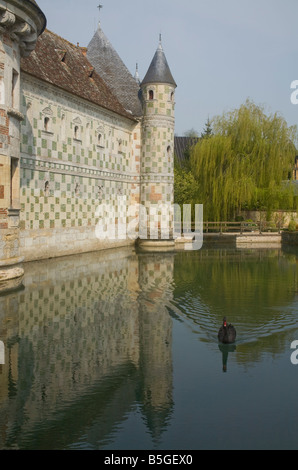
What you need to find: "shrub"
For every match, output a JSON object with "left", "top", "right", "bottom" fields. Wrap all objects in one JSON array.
[{"left": 288, "top": 219, "right": 296, "bottom": 232}]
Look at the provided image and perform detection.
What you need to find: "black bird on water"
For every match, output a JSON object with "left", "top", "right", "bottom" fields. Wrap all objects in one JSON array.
[{"left": 218, "top": 317, "right": 236, "bottom": 344}]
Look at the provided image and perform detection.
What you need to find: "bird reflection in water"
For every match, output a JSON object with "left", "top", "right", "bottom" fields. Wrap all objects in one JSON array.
[{"left": 218, "top": 343, "right": 236, "bottom": 372}]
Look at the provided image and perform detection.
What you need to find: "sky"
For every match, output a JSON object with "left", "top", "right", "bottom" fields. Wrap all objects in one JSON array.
[{"left": 36, "top": 0, "right": 298, "bottom": 136}]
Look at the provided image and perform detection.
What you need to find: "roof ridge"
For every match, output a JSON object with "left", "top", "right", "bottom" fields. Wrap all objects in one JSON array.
[
  {"left": 21, "top": 29, "right": 136, "bottom": 121},
  {"left": 44, "top": 28, "right": 83, "bottom": 51},
  {"left": 87, "top": 24, "right": 143, "bottom": 117}
]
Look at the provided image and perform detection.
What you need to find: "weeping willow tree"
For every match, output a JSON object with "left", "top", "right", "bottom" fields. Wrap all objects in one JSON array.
[{"left": 190, "top": 100, "right": 298, "bottom": 221}]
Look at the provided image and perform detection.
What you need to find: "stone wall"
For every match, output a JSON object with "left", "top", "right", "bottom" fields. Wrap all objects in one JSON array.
[
  {"left": 19, "top": 74, "right": 141, "bottom": 261},
  {"left": 0, "top": 0, "right": 46, "bottom": 289},
  {"left": 282, "top": 232, "right": 298, "bottom": 245},
  {"left": 141, "top": 83, "right": 176, "bottom": 237},
  {"left": 0, "top": 23, "right": 22, "bottom": 264},
  {"left": 241, "top": 210, "right": 298, "bottom": 228}
]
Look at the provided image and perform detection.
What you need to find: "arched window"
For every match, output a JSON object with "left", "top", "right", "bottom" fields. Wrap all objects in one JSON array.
[
  {"left": 86, "top": 122, "right": 90, "bottom": 147},
  {"left": 44, "top": 117, "right": 50, "bottom": 132},
  {"left": 75, "top": 183, "right": 80, "bottom": 196},
  {"left": 149, "top": 90, "right": 154, "bottom": 100},
  {"left": 61, "top": 114, "right": 66, "bottom": 141},
  {"left": 170, "top": 91, "right": 174, "bottom": 101},
  {"left": 42, "top": 107, "right": 53, "bottom": 133},
  {"left": 96, "top": 125, "right": 105, "bottom": 148},
  {"left": 44, "top": 181, "right": 50, "bottom": 196},
  {"left": 74, "top": 125, "right": 79, "bottom": 140}
]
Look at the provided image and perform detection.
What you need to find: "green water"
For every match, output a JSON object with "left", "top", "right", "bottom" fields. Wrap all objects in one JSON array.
[{"left": 0, "top": 245, "right": 298, "bottom": 450}]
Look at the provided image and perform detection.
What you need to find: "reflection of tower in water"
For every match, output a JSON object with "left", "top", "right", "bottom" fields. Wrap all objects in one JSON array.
[{"left": 137, "top": 251, "right": 174, "bottom": 443}]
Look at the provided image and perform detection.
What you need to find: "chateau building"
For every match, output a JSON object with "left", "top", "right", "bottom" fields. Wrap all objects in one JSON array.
[{"left": 0, "top": 0, "right": 177, "bottom": 291}]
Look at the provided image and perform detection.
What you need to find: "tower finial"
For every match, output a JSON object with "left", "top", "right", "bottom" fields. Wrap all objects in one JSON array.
[
  {"left": 134, "top": 62, "right": 140, "bottom": 84},
  {"left": 158, "top": 33, "right": 163, "bottom": 51},
  {"left": 97, "top": 4, "right": 103, "bottom": 27}
]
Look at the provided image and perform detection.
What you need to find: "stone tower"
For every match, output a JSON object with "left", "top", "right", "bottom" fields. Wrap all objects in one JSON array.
[
  {"left": 139, "top": 37, "right": 177, "bottom": 247},
  {"left": 0, "top": 0, "right": 46, "bottom": 292}
]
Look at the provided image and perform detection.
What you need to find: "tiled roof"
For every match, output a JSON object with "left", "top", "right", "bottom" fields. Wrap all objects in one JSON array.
[
  {"left": 174, "top": 137, "right": 199, "bottom": 162},
  {"left": 87, "top": 25, "right": 143, "bottom": 117},
  {"left": 21, "top": 29, "right": 136, "bottom": 122}
]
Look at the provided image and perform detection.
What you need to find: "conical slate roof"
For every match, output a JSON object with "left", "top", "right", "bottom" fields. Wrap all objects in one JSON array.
[
  {"left": 142, "top": 39, "right": 176, "bottom": 88},
  {"left": 87, "top": 23, "right": 142, "bottom": 117}
]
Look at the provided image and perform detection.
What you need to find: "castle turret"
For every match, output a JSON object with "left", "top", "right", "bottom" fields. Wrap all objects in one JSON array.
[
  {"left": 0, "top": 0, "right": 46, "bottom": 292},
  {"left": 139, "top": 37, "right": 176, "bottom": 248}
]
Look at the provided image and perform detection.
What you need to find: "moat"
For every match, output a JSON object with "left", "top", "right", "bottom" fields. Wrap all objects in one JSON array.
[{"left": 1, "top": 244, "right": 298, "bottom": 450}]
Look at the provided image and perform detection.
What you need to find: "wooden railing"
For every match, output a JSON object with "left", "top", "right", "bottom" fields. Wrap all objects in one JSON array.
[{"left": 189, "top": 221, "right": 283, "bottom": 234}]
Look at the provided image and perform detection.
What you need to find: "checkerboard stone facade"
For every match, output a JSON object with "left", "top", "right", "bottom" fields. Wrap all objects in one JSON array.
[
  {"left": 140, "top": 83, "right": 176, "bottom": 238},
  {"left": 19, "top": 75, "right": 142, "bottom": 260},
  {"left": 17, "top": 73, "right": 176, "bottom": 259},
  {"left": 0, "top": 1, "right": 176, "bottom": 267}
]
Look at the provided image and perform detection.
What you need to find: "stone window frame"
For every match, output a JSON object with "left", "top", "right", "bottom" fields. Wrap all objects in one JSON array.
[
  {"left": 60, "top": 113, "right": 66, "bottom": 142},
  {"left": 41, "top": 106, "right": 54, "bottom": 136},
  {"left": 73, "top": 116, "right": 82, "bottom": 143},
  {"left": 44, "top": 116, "right": 50, "bottom": 132},
  {"left": 149, "top": 89, "right": 154, "bottom": 100},
  {"left": 118, "top": 138, "right": 123, "bottom": 154},
  {"left": 86, "top": 121, "right": 91, "bottom": 148},
  {"left": 96, "top": 125, "right": 105, "bottom": 149}
]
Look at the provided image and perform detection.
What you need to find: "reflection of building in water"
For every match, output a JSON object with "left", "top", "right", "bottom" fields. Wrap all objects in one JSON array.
[
  {"left": 0, "top": 247, "right": 174, "bottom": 449},
  {"left": 138, "top": 252, "right": 174, "bottom": 443},
  {"left": 0, "top": 342, "right": 4, "bottom": 365}
]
